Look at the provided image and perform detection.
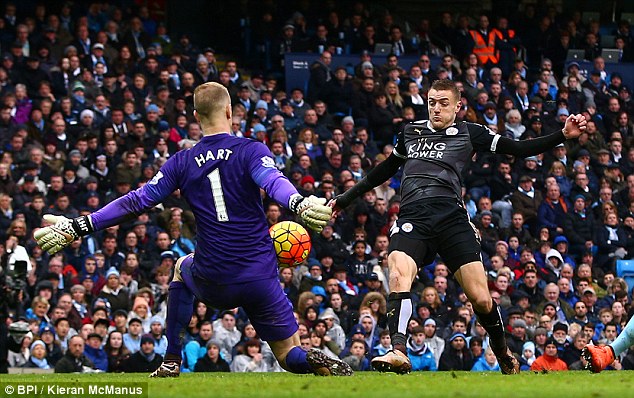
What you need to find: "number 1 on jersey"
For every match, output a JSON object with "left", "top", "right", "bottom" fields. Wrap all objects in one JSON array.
[{"left": 207, "top": 169, "right": 229, "bottom": 222}]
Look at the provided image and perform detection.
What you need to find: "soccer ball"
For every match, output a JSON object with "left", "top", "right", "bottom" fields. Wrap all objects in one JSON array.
[{"left": 269, "top": 221, "right": 311, "bottom": 267}]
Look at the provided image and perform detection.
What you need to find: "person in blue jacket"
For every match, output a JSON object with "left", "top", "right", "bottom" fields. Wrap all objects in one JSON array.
[
  {"left": 471, "top": 346, "right": 501, "bottom": 371},
  {"left": 84, "top": 333, "right": 108, "bottom": 371},
  {"left": 407, "top": 326, "right": 437, "bottom": 371}
]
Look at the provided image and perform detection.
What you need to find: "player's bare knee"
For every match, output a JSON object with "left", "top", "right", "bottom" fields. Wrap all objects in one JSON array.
[
  {"left": 389, "top": 251, "right": 416, "bottom": 275},
  {"left": 387, "top": 253, "right": 413, "bottom": 289},
  {"left": 470, "top": 295, "right": 493, "bottom": 313}
]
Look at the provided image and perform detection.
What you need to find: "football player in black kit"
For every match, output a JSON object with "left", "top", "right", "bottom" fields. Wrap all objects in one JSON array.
[{"left": 331, "top": 79, "right": 587, "bottom": 374}]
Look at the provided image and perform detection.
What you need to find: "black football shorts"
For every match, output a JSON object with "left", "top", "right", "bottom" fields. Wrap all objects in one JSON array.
[{"left": 387, "top": 199, "right": 482, "bottom": 273}]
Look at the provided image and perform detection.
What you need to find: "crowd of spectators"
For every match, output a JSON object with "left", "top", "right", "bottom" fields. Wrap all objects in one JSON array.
[{"left": 1, "top": 1, "right": 634, "bottom": 375}]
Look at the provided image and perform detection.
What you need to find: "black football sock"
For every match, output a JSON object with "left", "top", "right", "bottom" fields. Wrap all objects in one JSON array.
[
  {"left": 387, "top": 292, "right": 412, "bottom": 355},
  {"left": 474, "top": 300, "right": 507, "bottom": 354}
]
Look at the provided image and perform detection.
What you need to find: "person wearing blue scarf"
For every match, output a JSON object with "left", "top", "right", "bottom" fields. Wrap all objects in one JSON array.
[
  {"left": 24, "top": 340, "right": 51, "bottom": 369},
  {"left": 84, "top": 333, "right": 108, "bottom": 371},
  {"left": 406, "top": 326, "right": 437, "bottom": 371}
]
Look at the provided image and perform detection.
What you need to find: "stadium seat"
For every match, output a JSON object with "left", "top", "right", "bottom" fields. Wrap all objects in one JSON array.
[{"left": 616, "top": 260, "right": 634, "bottom": 294}]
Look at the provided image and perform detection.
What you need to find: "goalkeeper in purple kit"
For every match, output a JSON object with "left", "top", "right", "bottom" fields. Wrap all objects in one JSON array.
[{"left": 34, "top": 82, "right": 353, "bottom": 377}]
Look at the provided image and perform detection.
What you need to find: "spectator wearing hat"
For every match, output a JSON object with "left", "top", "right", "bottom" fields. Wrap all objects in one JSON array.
[
  {"left": 552, "top": 321, "right": 569, "bottom": 348},
  {"left": 439, "top": 332, "right": 474, "bottom": 371},
  {"left": 83, "top": 332, "right": 108, "bottom": 371},
  {"left": 422, "top": 318, "right": 445, "bottom": 367},
  {"left": 23, "top": 339, "right": 51, "bottom": 369},
  {"left": 287, "top": 87, "right": 310, "bottom": 120},
  {"left": 604, "top": 160, "right": 627, "bottom": 194},
  {"left": 317, "top": 307, "right": 346, "bottom": 351},
  {"left": 300, "top": 260, "right": 326, "bottom": 293},
  {"left": 340, "top": 324, "right": 370, "bottom": 359},
  {"left": 477, "top": 101, "right": 506, "bottom": 134},
  {"left": 530, "top": 337, "right": 568, "bottom": 371},
  {"left": 66, "top": 149, "right": 90, "bottom": 180},
  {"left": 39, "top": 325, "right": 63, "bottom": 365},
  {"left": 123, "top": 318, "right": 144, "bottom": 354},
  {"left": 524, "top": 114, "right": 544, "bottom": 139},
  {"left": 194, "top": 340, "right": 230, "bottom": 372},
  {"left": 593, "top": 148, "right": 613, "bottom": 179},
  {"left": 274, "top": 23, "right": 303, "bottom": 70},
  {"left": 361, "top": 272, "right": 385, "bottom": 296},
  {"left": 551, "top": 235, "right": 576, "bottom": 268},
  {"left": 193, "top": 55, "right": 214, "bottom": 88},
  {"left": 578, "top": 285, "right": 601, "bottom": 324},
  {"left": 475, "top": 210, "right": 501, "bottom": 257},
  {"left": 507, "top": 319, "right": 528, "bottom": 356},
  {"left": 518, "top": 341, "right": 536, "bottom": 371},
  {"left": 122, "top": 334, "right": 163, "bottom": 373},
  {"left": 97, "top": 267, "right": 130, "bottom": 314},
  {"left": 84, "top": 42, "right": 109, "bottom": 74},
  {"left": 252, "top": 99, "right": 270, "bottom": 128}
]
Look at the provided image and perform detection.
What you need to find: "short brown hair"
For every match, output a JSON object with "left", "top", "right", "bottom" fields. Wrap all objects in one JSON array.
[
  {"left": 430, "top": 79, "right": 460, "bottom": 101},
  {"left": 411, "top": 326, "right": 425, "bottom": 335}
]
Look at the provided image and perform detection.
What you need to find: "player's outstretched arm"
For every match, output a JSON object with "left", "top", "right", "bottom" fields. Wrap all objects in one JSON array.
[
  {"left": 495, "top": 114, "right": 587, "bottom": 158},
  {"left": 35, "top": 159, "right": 180, "bottom": 255},
  {"left": 332, "top": 153, "right": 404, "bottom": 212},
  {"left": 34, "top": 214, "right": 94, "bottom": 255}
]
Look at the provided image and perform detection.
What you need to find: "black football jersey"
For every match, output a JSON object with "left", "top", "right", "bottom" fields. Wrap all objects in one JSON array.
[{"left": 392, "top": 120, "right": 499, "bottom": 206}]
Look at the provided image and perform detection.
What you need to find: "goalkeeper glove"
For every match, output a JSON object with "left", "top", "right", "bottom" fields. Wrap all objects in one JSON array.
[
  {"left": 289, "top": 194, "right": 332, "bottom": 232},
  {"left": 33, "top": 214, "right": 94, "bottom": 255}
]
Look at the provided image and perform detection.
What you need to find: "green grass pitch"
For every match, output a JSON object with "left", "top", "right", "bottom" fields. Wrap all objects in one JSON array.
[{"left": 3, "top": 371, "right": 634, "bottom": 398}]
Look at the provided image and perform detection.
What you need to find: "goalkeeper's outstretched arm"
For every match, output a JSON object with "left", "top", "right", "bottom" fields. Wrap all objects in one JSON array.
[{"left": 34, "top": 159, "right": 180, "bottom": 255}]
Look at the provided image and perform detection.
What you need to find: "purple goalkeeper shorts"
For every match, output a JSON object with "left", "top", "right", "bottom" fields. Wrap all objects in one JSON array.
[{"left": 179, "top": 254, "right": 298, "bottom": 342}]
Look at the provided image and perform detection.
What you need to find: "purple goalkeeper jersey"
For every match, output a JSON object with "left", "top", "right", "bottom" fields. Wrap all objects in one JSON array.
[{"left": 91, "top": 134, "right": 299, "bottom": 284}]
